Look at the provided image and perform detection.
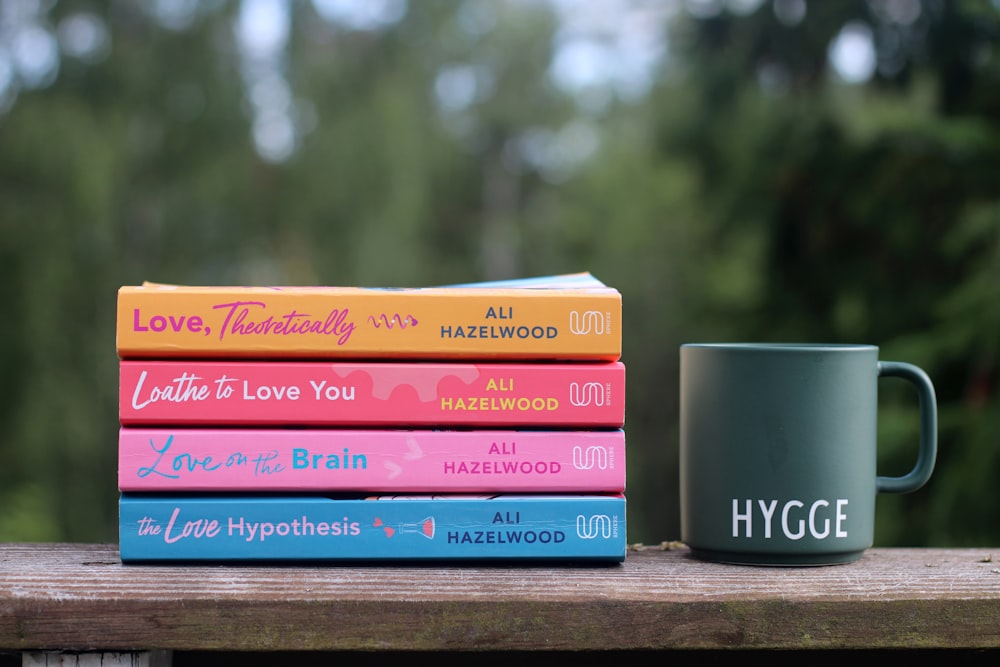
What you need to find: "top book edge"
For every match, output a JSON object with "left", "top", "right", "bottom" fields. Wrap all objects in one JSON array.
[
  {"left": 438, "top": 272, "right": 609, "bottom": 289},
  {"left": 129, "top": 272, "right": 616, "bottom": 293}
]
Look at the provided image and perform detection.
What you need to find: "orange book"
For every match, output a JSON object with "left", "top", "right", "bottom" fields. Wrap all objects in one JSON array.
[{"left": 116, "top": 273, "right": 622, "bottom": 361}]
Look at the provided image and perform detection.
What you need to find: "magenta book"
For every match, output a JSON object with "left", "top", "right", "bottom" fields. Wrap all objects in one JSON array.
[
  {"left": 118, "top": 428, "right": 626, "bottom": 493},
  {"left": 119, "top": 360, "right": 625, "bottom": 427}
]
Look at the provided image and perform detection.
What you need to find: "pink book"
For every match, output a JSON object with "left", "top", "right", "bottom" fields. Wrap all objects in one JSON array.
[
  {"left": 120, "top": 360, "right": 626, "bottom": 427},
  {"left": 119, "top": 428, "right": 626, "bottom": 492}
]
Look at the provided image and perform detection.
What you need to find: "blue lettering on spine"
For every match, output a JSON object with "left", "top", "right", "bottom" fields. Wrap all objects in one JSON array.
[{"left": 292, "top": 448, "right": 368, "bottom": 470}]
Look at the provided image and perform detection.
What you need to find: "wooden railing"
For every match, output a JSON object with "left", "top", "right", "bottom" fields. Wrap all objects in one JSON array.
[{"left": 2, "top": 542, "right": 999, "bottom": 665}]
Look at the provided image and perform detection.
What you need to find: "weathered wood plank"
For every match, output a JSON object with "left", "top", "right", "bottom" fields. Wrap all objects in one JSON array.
[{"left": 1, "top": 543, "right": 998, "bottom": 652}]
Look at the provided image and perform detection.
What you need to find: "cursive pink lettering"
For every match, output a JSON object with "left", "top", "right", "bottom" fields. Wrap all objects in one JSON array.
[{"left": 213, "top": 301, "right": 355, "bottom": 345}]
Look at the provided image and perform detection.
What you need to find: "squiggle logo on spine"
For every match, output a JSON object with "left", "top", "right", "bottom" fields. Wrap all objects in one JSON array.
[
  {"left": 570, "top": 382, "right": 606, "bottom": 407},
  {"left": 368, "top": 314, "right": 419, "bottom": 329},
  {"left": 569, "top": 310, "right": 605, "bottom": 335},
  {"left": 576, "top": 514, "right": 614, "bottom": 539},
  {"left": 573, "top": 445, "right": 609, "bottom": 470}
]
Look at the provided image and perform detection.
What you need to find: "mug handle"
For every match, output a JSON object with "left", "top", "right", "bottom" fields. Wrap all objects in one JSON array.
[{"left": 876, "top": 361, "right": 938, "bottom": 494}]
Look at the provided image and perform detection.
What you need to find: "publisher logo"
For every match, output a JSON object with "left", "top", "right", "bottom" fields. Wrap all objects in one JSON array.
[
  {"left": 569, "top": 310, "right": 606, "bottom": 335},
  {"left": 569, "top": 381, "right": 606, "bottom": 407},
  {"left": 573, "top": 445, "right": 609, "bottom": 470},
  {"left": 576, "top": 514, "right": 614, "bottom": 539}
]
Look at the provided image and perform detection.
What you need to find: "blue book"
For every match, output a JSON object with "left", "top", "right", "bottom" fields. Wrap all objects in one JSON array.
[{"left": 119, "top": 493, "right": 626, "bottom": 563}]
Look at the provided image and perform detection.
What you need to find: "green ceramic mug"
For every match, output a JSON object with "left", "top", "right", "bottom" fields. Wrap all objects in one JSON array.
[{"left": 679, "top": 343, "right": 937, "bottom": 566}]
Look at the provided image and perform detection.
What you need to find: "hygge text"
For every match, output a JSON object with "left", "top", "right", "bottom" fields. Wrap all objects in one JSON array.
[{"left": 733, "top": 498, "right": 849, "bottom": 540}]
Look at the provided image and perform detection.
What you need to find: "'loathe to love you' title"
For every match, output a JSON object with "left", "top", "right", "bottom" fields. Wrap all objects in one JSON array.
[{"left": 119, "top": 360, "right": 626, "bottom": 428}]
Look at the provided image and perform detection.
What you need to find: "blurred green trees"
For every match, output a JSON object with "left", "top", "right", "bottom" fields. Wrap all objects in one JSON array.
[{"left": 0, "top": 0, "right": 997, "bottom": 546}]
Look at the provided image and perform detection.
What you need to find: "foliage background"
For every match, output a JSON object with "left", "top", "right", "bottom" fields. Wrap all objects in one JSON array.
[{"left": 1, "top": 0, "right": 998, "bottom": 547}]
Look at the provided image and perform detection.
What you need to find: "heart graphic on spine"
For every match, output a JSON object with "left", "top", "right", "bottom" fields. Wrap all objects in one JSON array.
[{"left": 373, "top": 517, "right": 395, "bottom": 537}]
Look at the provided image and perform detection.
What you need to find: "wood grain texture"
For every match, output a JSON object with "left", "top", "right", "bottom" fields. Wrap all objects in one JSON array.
[{"left": 1, "top": 543, "right": 998, "bottom": 652}]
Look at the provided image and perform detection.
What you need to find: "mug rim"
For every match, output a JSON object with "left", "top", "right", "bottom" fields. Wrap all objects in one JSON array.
[{"left": 681, "top": 342, "right": 877, "bottom": 352}]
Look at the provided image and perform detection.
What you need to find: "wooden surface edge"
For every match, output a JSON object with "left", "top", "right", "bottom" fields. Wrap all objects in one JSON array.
[{"left": 2, "top": 543, "right": 999, "bottom": 651}]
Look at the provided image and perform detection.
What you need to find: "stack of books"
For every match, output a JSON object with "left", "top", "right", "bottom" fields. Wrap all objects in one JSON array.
[{"left": 115, "top": 273, "right": 627, "bottom": 562}]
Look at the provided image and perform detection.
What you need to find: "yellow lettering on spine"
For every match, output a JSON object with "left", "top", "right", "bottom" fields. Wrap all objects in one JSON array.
[{"left": 439, "top": 396, "right": 559, "bottom": 411}]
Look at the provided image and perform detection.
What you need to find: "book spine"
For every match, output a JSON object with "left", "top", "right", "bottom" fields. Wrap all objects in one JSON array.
[
  {"left": 119, "top": 428, "right": 626, "bottom": 493},
  {"left": 118, "top": 494, "right": 627, "bottom": 562},
  {"left": 119, "top": 361, "right": 626, "bottom": 427},
  {"left": 116, "top": 286, "right": 621, "bottom": 360}
]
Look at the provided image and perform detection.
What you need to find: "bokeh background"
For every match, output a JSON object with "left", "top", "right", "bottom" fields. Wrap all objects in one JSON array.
[{"left": 1, "top": 0, "right": 998, "bottom": 547}]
